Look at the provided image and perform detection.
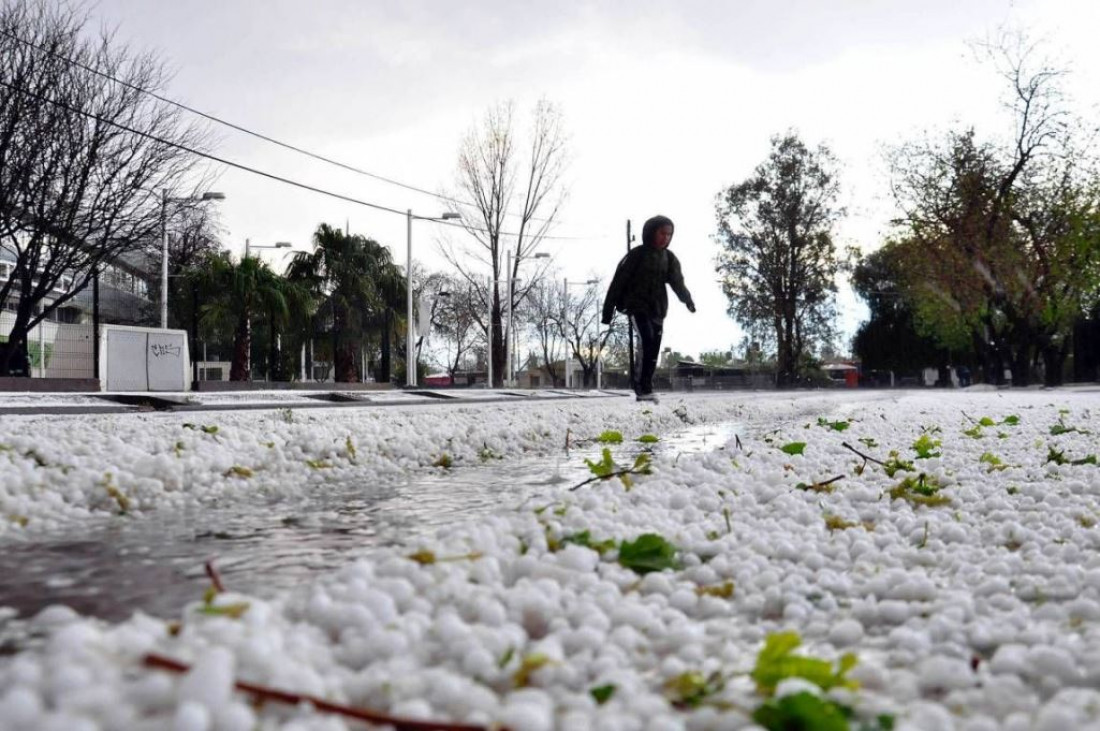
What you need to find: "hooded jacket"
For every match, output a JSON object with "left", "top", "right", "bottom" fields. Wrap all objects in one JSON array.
[{"left": 601, "top": 215, "right": 693, "bottom": 322}]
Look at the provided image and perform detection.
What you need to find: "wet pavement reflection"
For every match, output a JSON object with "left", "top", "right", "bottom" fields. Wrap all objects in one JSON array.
[{"left": 0, "top": 421, "right": 740, "bottom": 632}]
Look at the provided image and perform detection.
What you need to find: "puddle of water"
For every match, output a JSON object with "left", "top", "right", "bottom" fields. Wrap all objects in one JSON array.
[{"left": 0, "top": 421, "right": 741, "bottom": 633}]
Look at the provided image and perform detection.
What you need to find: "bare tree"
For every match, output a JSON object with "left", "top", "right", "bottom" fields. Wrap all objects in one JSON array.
[
  {"left": 146, "top": 201, "right": 223, "bottom": 329},
  {"left": 559, "top": 277, "right": 621, "bottom": 388},
  {"left": 0, "top": 0, "right": 209, "bottom": 375},
  {"left": 521, "top": 277, "right": 566, "bottom": 386},
  {"left": 431, "top": 275, "right": 481, "bottom": 381},
  {"left": 411, "top": 266, "right": 448, "bottom": 369},
  {"left": 442, "top": 99, "right": 569, "bottom": 386}
]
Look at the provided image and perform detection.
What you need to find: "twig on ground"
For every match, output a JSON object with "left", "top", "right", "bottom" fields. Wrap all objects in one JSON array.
[
  {"left": 840, "top": 441, "right": 887, "bottom": 466},
  {"left": 569, "top": 469, "right": 640, "bottom": 492},
  {"left": 143, "top": 654, "right": 498, "bottom": 731},
  {"left": 204, "top": 560, "right": 226, "bottom": 594},
  {"left": 735, "top": 434, "right": 743, "bottom": 451},
  {"left": 961, "top": 411, "right": 979, "bottom": 425}
]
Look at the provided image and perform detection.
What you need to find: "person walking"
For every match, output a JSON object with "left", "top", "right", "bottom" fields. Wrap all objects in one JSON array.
[{"left": 601, "top": 215, "right": 695, "bottom": 402}]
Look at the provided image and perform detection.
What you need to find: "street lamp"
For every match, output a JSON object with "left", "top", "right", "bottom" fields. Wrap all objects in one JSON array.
[
  {"left": 245, "top": 240, "right": 292, "bottom": 258},
  {"left": 161, "top": 190, "right": 224, "bottom": 329},
  {"left": 407, "top": 210, "right": 461, "bottom": 387}
]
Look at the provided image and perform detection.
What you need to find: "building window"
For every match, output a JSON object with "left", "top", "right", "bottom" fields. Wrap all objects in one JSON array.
[{"left": 56, "top": 307, "right": 81, "bottom": 324}]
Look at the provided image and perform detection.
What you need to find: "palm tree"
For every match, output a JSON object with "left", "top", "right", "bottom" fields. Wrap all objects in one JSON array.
[
  {"left": 286, "top": 224, "right": 406, "bottom": 382},
  {"left": 193, "top": 253, "right": 293, "bottom": 381}
]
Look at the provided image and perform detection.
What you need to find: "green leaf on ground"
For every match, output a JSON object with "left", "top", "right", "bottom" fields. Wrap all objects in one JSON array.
[
  {"left": 889, "top": 474, "right": 950, "bottom": 507},
  {"left": 882, "top": 452, "right": 915, "bottom": 477},
  {"left": 562, "top": 530, "right": 617, "bottom": 555},
  {"left": 618, "top": 533, "right": 679, "bottom": 574},
  {"left": 751, "top": 631, "right": 858, "bottom": 697},
  {"left": 824, "top": 514, "right": 858, "bottom": 531},
  {"left": 513, "top": 653, "right": 551, "bottom": 688},
  {"left": 780, "top": 442, "right": 807, "bottom": 456},
  {"left": 911, "top": 434, "right": 942, "bottom": 459},
  {"left": 664, "top": 671, "right": 725, "bottom": 709},
  {"left": 980, "top": 452, "right": 1006, "bottom": 471},
  {"left": 590, "top": 684, "right": 617, "bottom": 705},
  {"left": 596, "top": 430, "right": 624, "bottom": 444},
  {"left": 752, "top": 692, "right": 852, "bottom": 731},
  {"left": 695, "top": 581, "right": 735, "bottom": 598},
  {"left": 585, "top": 448, "right": 616, "bottom": 478}
]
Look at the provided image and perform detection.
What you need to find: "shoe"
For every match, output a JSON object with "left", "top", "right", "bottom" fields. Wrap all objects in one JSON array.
[{"left": 636, "top": 392, "right": 659, "bottom": 404}]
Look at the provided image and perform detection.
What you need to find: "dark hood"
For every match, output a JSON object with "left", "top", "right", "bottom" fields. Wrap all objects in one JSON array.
[{"left": 641, "top": 215, "right": 674, "bottom": 248}]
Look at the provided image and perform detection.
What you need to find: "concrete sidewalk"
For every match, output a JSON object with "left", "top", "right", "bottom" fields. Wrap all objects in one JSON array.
[{"left": 0, "top": 388, "right": 633, "bottom": 416}]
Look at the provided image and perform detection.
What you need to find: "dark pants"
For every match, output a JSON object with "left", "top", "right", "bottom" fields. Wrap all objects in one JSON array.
[{"left": 631, "top": 313, "right": 663, "bottom": 395}]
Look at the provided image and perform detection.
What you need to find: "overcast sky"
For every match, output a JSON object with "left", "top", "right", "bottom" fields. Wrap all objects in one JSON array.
[{"left": 84, "top": 0, "right": 1100, "bottom": 359}]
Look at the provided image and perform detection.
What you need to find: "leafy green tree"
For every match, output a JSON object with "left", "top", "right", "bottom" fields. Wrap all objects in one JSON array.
[
  {"left": 715, "top": 133, "right": 846, "bottom": 387},
  {"left": 193, "top": 254, "right": 292, "bottom": 381},
  {"left": 286, "top": 224, "right": 405, "bottom": 383},
  {"left": 887, "top": 33, "right": 1100, "bottom": 386},
  {"left": 698, "top": 350, "right": 732, "bottom": 367},
  {"left": 852, "top": 241, "right": 959, "bottom": 375}
]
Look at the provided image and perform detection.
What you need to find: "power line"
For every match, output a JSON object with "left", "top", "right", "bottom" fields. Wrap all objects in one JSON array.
[
  {"left": 0, "top": 26, "right": 569, "bottom": 228},
  {"left": 0, "top": 77, "right": 600, "bottom": 241}
]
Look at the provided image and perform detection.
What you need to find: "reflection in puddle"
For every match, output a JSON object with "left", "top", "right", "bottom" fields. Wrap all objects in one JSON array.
[{"left": 0, "top": 421, "right": 740, "bottom": 630}]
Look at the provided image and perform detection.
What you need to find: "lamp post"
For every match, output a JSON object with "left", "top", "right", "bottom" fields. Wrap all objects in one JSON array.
[
  {"left": 161, "top": 190, "right": 224, "bottom": 329},
  {"left": 245, "top": 239, "right": 292, "bottom": 258},
  {"left": 407, "top": 210, "right": 461, "bottom": 387}
]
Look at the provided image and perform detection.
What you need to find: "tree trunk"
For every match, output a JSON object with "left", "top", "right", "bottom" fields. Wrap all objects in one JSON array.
[
  {"left": 230, "top": 316, "right": 250, "bottom": 381},
  {"left": 379, "top": 309, "right": 391, "bottom": 383},
  {"left": 1010, "top": 344, "right": 1031, "bottom": 387},
  {"left": 268, "top": 318, "right": 282, "bottom": 382},
  {"left": 1042, "top": 344, "right": 1067, "bottom": 387},
  {"left": 492, "top": 305, "right": 504, "bottom": 388},
  {"left": 336, "top": 343, "right": 358, "bottom": 383},
  {"left": 985, "top": 349, "right": 1006, "bottom": 386},
  {"left": 0, "top": 332, "right": 31, "bottom": 377},
  {"left": 0, "top": 299, "right": 35, "bottom": 377}
]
